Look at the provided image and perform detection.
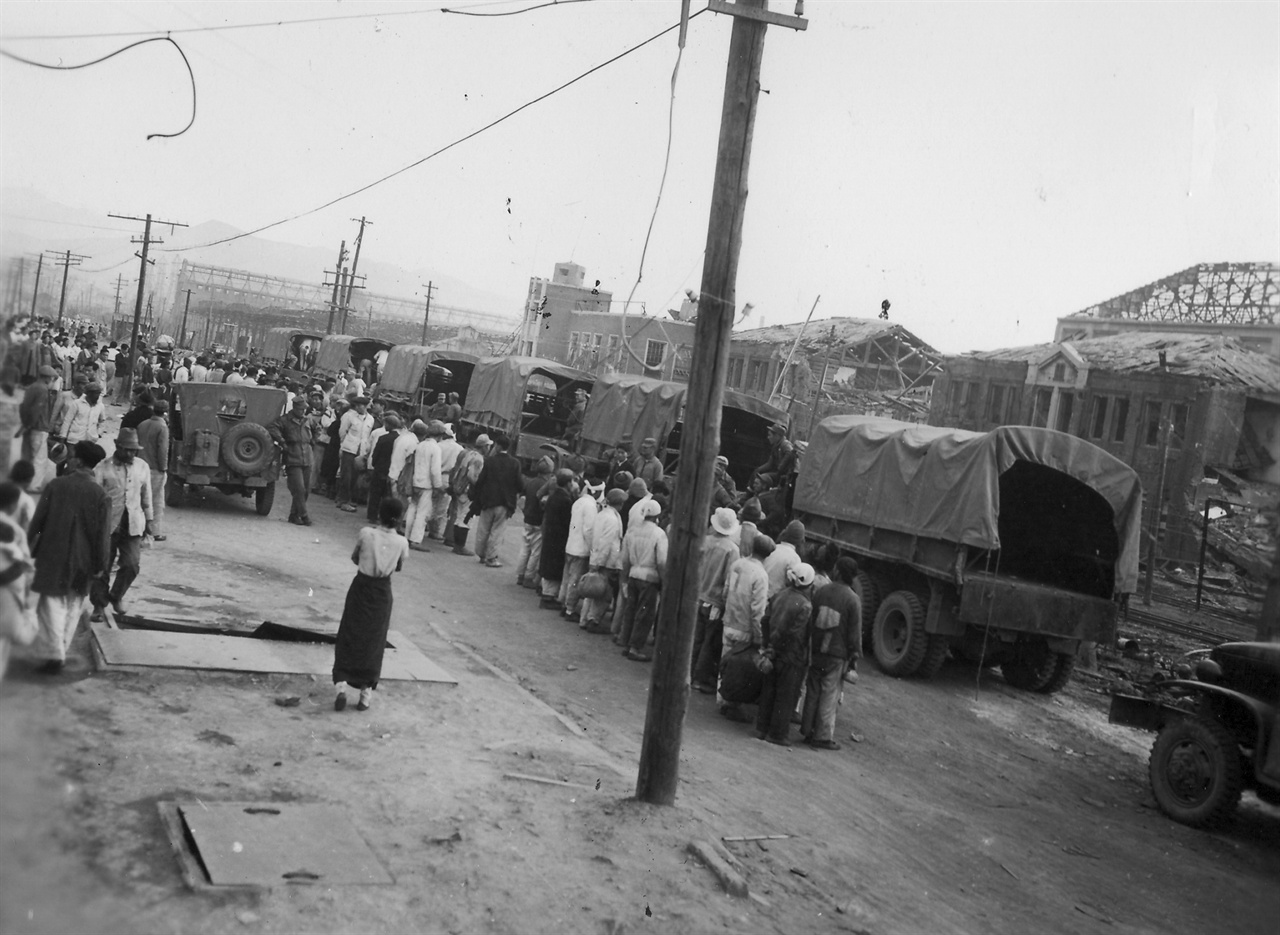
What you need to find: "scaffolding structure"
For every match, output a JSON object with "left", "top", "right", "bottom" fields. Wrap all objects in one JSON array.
[{"left": 1075, "top": 263, "right": 1279, "bottom": 325}]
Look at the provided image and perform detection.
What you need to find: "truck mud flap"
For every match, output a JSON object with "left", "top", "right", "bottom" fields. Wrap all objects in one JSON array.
[{"left": 959, "top": 573, "right": 1117, "bottom": 644}]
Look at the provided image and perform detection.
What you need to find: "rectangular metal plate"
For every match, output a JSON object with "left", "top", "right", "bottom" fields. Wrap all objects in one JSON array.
[
  {"left": 177, "top": 802, "right": 393, "bottom": 886},
  {"left": 91, "top": 625, "right": 456, "bottom": 683}
]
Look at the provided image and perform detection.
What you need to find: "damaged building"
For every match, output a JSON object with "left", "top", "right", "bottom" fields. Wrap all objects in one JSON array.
[
  {"left": 726, "top": 317, "right": 943, "bottom": 434},
  {"left": 930, "top": 331, "right": 1280, "bottom": 567}
]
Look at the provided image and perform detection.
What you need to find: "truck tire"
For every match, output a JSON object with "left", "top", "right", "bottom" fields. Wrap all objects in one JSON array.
[
  {"left": 853, "top": 571, "right": 883, "bottom": 653},
  {"left": 255, "top": 483, "right": 276, "bottom": 517},
  {"left": 1149, "top": 714, "right": 1244, "bottom": 827},
  {"left": 221, "top": 423, "right": 275, "bottom": 476},
  {"left": 1037, "top": 652, "right": 1076, "bottom": 694},
  {"left": 1001, "top": 639, "right": 1057, "bottom": 691},
  {"left": 166, "top": 476, "right": 184, "bottom": 508},
  {"left": 917, "top": 634, "right": 951, "bottom": 679},
  {"left": 873, "top": 590, "right": 928, "bottom": 677}
]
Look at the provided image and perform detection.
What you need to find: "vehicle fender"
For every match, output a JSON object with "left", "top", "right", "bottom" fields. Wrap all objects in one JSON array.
[
  {"left": 1167, "top": 681, "right": 1276, "bottom": 771},
  {"left": 925, "top": 581, "right": 964, "bottom": 636}
]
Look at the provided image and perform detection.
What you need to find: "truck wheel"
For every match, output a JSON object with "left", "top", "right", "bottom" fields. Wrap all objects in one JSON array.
[
  {"left": 1037, "top": 652, "right": 1076, "bottom": 694},
  {"left": 222, "top": 423, "right": 275, "bottom": 475},
  {"left": 166, "top": 477, "right": 184, "bottom": 508},
  {"left": 873, "top": 590, "right": 928, "bottom": 677},
  {"left": 1001, "top": 639, "right": 1057, "bottom": 691},
  {"left": 853, "top": 571, "right": 883, "bottom": 653},
  {"left": 255, "top": 483, "right": 275, "bottom": 517},
  {"left": 917, "top": 634, "right": 951, "bottom": 679},
  {"left": 1149, "top": 714, "right": 1245, "bottom": 827}
]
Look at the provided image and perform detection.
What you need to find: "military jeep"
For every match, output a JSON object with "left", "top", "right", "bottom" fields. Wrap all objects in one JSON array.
[{"left": 166, "top": 383, "right": 286, "bottom": 516}]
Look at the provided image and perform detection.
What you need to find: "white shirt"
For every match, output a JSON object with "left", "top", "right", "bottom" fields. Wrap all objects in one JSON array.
[
  {"left": 389, "top": 430, "right": 417, "bottom": 481},
  {"left": 190, "top": 364, "right": 208, "bottom": 382},
  {"left": 410, "top": 437, "right": 443, "bottom": 490},
  {"left": 339, "top": 409, "right": 374, "bottom": 456},
  {"left": 174, "top": 365, "right": 190, "bottom": 383},
  {"left": 94, "top": 456, "right": 154, "bottom": 536},
  {"left": 627, "top": 494, "right": 653, "bottom": 530},
  {"left": 589, "top": 506, "right": 623, "bottom": 570},
  {"left": 437, "top": 437, "right": 462, "bottom": 476},
  {"left": 59, "top": 396, "right": 105, "bottom": 443},
  {"left": 567, "top": 491, "right": 599, "bottom": 558},
  {"left": 347, "top": 377, "right": 367, "bottom": 397}
]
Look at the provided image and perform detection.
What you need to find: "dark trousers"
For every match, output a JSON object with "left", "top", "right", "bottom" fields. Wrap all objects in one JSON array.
[
  {"left": 286, "top": 465, "right": 312, "bottom": 521},
  {"left": 618, "top": 579, "right": 660, "bottom": 653},
  {"left": 366, "top": 473, "right": 388, "bottom": 521},
  {"left": 755, "top": 660, "right": 806, "bottom": 743},
  {"left": 691, "top": 603, "right": 723, "bottom": 687},
  {"left": 336, "top": 451, "right": 358, "bottom": 505},
  {"left": 108, "top": 530, "right": 142, "bottom": 605}
]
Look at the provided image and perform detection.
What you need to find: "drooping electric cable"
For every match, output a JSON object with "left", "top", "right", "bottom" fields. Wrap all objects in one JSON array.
[
  {"left": 158, "top": 9, "right": 706, "bottom": 253},
  {"left": 0, "top": 37, "right": 196, "bottom": 140}
]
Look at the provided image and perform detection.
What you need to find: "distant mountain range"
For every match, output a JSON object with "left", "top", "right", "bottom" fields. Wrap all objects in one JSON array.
[{"left": 1, "top": 187, "right": 518, "bottom": 320}]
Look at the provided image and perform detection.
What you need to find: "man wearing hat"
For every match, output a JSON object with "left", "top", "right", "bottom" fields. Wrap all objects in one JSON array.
[
  {"left": 755, "top": 562, "right": 816, "bottom": 747},
  {"left": 616, "top": 497, "right": 668, "bottom": 662},
  {"left": 335, "top": 395, "right": 374, "bottom": 512},
  {"left": 691, "top": 507, "right": 742, "bottom": 693},
  {"left": 753, "top": 422, "right": 796, "bottom": 493},
  {"left": 93, "top": 428, "right": 155, "bottom": 616},
  {"left": 431, "top": 422, "right": 462, "bottom": 541},
  {"left": 468, "top": 435, "right": 522, "bottom": 568},
  {"left": 537, "top": 467, "right": 577, "bottom": 608},
  {"left": 59, "top": 382, "right": 106, "bottom": 445},
  {"left": 560, "top": 466, "right": 604, "bottom": 618},
  {"left": 712, "top": 455, "right": 738, "bottom": 511},
  {"left": 404, "top": 420, "right": 443, "bottom": 551},
  {"left": 26, "top": 440, "right": 111, "bottom": 673},
  {"left": 135, "top": 399, "right": 171, "bottom": 539},
  {"left": 19, "top": 365, "right": 59, "bottom": 492},
  {"left": 365, "top": 411, "right": 403, "bottom": 523},
  {"left": 580, "top": 487, "right": 626, "bottom": 634},
  {"left": 630, "top": 437, "right": 664, "bottom": 489},
  {"left": 269, "top": 396, "right": 319, "bottom": 526}
]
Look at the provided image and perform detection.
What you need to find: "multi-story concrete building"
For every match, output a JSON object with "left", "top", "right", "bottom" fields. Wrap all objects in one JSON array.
[{"left": 518, "top": 263, "right": 697, "bottom": 381}]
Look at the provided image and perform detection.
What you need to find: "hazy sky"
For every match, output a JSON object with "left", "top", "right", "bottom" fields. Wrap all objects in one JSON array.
[{"left": 1, "top": 0, "right": 1276, "bottom": 353}]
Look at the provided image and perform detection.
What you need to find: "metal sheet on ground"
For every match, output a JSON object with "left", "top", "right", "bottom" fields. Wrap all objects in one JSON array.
[
  {"left": 178, "top": 802, "right": 393, "bottom": 886},
  {"left": 91, "top": 625, "right": 456, "bottom": 683}
]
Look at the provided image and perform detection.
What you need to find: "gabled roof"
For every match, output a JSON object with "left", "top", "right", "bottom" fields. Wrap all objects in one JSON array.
[
  {"left": 733, "top": 317, "right": 938, "bottom": 356},
  {"left": 962, "top": 332, "right": 1280, "bottom": 393}
]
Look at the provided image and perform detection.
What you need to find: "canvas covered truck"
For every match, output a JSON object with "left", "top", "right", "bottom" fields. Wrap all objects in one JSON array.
[
  {"left": 792, "top": 416, "right": 1144, "bottom": 693},
  {"left": 576, "top": 372, "right": 788, "bottom": 488},
  {"left": 373, "top": 345, "right": 472, "bottom": 421},
  {"left": 310, "top": 334, "right": 394, "bottom": 385},
  {"left": 260, "top": 327, "right": 322, "bottom": 384},
  {"left": 459, "top": 356, "right": 594, "bottom": 465}
]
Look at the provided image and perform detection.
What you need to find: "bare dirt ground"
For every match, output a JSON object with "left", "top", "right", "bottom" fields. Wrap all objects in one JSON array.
[{"left": 3, "top": 411, "right": 1278, "bottom": 934}]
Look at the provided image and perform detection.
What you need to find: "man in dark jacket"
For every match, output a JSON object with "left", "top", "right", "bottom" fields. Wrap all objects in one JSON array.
[
  {"left": 268, "top": 396, "right": 318, "bottom": 526},
  {"left": 365, "top": 412, "right": 402, "bottom": 522},
  {"left": 19, "top": 365, "right": 59, "bottom": 493},
  {"left": 801, "top": 557, "right": 862, "bottom": 750},
  {"left": 468, "top": 436, "right": 522, "bottom": 568},
  {"left": 120, "top": 391, "right": 154, "bottom": 431},
  {"left": 754, "top": 562, "right": 816, "bottom": 747},
  {"left": 516, "top": 456, "right": 553, "bottom": 590},
  {"left": 538, "top": 469, "right": 576, "bottom": 609},
  {"left": 27, "top": 441, "right": 111, "bottom": 673}
]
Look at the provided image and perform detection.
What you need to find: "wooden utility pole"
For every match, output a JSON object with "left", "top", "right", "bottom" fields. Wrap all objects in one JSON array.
[
  {"left": 343, "top": 216, "right": 371, "bottom": 312},
  {"left": 113, "top": 274, "right": 124, "bottom": 319},
  {"left": 109, "top": 211, "right": 187, "bottom": 400},
  {"left": 420, "top": 281, "right": 436, "bottom": 344},
  {"left": 179, "top": 289, "right": 193, "bottom": 348},
  {"left": 29, "top": 252, "right": 45, "bottom": 319},
  {"left": 53, "top": 250, "right": 90, "bottom": 327},
  {"left": 325, "top": 240, "right": 348, "bottom": 335},
  {"left": 635, "top": 0, "right": 806, "bottom": 806}
]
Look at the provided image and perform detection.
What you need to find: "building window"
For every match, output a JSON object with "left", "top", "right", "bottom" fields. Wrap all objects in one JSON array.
[
  {"left": 1053, "top": 362, "right": 1066, "bottom": 382},
  {"left": 1056, "top": 392, "right": 1074, "bottom": 432},
  {"left": 1031, "top": 387, "right": 1052, "bottom": 427},
  {"left": 728, "top": 357, "right": 744, "bottom": 387},
  {"left": 949, "top": 379, "right": 972, "bottom": 413},
  {"left": 747, "top": 359, "right": 763, "bottom": 391},
  {"left": 673, "top": 345, "right": 692, "bottom": 380},
  {"left": 568, "top": 332, "right": 580, "bottom": 358},
  {"left": 985, "top": 384, "right": 1006, "bottom": 423},
  {"left": 1170, "top": 403, "right": 1188, "bottom": 448},
  {"left": 1111, "top": 398, "right": 1129, "bottom": 443},
  {"left": 593, "top": 333, "right": 603, "bottom": 349},
  {"left": 758, "top": 361, "right": 773, "bottom": 393},
  {"left": 644, "top": 339, "right": 667, "bottom": 369},
  {"left": 1143, "top": 400, "right": 1162, "bottom": 446},
  {"left": 1090, "top": 397, "right": 1109, "bottom": 439}
]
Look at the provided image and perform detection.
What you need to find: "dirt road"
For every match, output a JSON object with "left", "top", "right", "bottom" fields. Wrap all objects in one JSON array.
[{"left": 2, "top": 438, "right": 1278, "bottom": 934}]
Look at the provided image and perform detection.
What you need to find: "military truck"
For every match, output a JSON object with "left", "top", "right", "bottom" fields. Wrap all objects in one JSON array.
[
  {"left": 310, "top": 334, "right": 394, "bottom": 386},
  {"left": 1110, "top": 641, "right": 1280, "bottom": 827},
  {"left": 374, "top": 345, "right": 473, "bottom": 421},
  {"left": 166, "top": 383, "right": 287, "bottom": 516},
  {"left": 459, "top": 356, "right": 594, "bottom": 465},
  {"left": 260, "top": 327, "right": 322, "bottom": 384},
  {"left": 792, "top": 416, "right": 1143, "bottom": 693}
]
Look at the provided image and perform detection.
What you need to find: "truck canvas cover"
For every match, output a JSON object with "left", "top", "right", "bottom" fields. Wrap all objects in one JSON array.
[
  {"left": 581, "top": 374, "right": 789, "bottom": 450},
  {"left": 262, "top": 328, "right": 302, "bottom": 362},
  {"left": 379, "top": 346, "right": 476, "bottom": 396},
  {"left": 462, "top": 356, "right": 594, "bottom": 433},
  {"left": 795, "top": 416, "right": 1144, "bottom": 592}
]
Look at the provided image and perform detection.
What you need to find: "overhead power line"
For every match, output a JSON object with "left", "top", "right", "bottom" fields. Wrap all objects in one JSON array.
[
  {"left": 159, "top": 7, "right": 707, "bottom": 253},
  {"left": 0, "top": 0, "right": 585, "bottom": 42},
  {"left": 0, "top": 36, "right": 196, "bottom": 139}
]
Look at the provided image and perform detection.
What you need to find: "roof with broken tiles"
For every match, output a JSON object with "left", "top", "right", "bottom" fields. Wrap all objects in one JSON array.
[
  {"left": 957, "top": 332, "right": 1280, "bottom": 392},
  {"left": 732, "top": 317, "right": 939, "bottom": 354}
]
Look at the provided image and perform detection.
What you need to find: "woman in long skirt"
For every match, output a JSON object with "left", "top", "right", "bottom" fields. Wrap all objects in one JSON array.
[{"left": 333, "top": 497, "right": 410, "bottom": 711}]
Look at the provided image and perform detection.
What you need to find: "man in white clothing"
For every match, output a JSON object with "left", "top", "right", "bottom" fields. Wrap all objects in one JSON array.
[
  {"left": 560, "top": 472, "right": 603, "bottom": 619},
  {"left": 431, "top": 422, "right": 462, "bottom": 540},
  {"left": 335, "top": 396, "right": 374, "bottom": 512},
  {"left": 404, "top": 421, "right": 443, "bottom": 551},
  {"left": 581, "top": 487, "right": 625, "bottom": 634},
  {"left": 59, "top": 382, "right": 106, "bottom": 445}
]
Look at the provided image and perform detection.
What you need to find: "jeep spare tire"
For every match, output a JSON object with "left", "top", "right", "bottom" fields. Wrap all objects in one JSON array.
[{"left": 221, "top": 423, "right": 274, "bottom": 475}]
